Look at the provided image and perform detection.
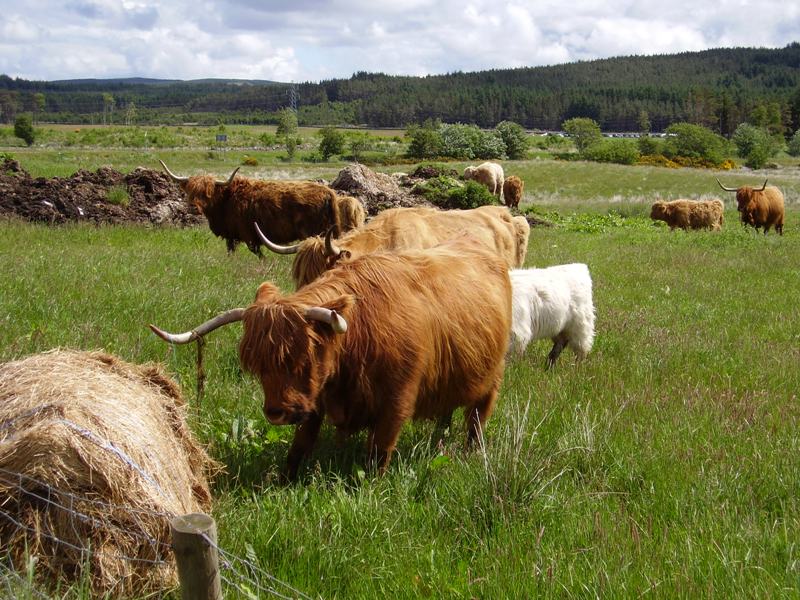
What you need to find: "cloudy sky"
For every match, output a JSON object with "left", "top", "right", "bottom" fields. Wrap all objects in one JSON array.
[{"left": 1, "top": 0, "right": 798, "bottom": 83}]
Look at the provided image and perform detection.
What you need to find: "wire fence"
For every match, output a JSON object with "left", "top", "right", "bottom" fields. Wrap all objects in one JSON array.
[{"left": 0, "top": 467, "right": 312, "bottom": 599}]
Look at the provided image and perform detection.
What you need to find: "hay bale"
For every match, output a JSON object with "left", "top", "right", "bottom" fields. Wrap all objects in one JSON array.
[{"left": 0, "top": 349, "right": 218, "bottom": 597}]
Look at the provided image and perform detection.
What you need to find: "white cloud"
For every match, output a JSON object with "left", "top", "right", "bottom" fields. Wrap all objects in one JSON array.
[{"left": 0, "top": 0, "right": 796, "bottom": 81}]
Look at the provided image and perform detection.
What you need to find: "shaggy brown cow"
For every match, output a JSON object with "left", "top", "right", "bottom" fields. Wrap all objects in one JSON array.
[
  {"left": 649, "top": 198, "right": 724, "bottom": 231},
  {"left": 160, "top": 161, "right": 365, "bottom": 256},
  {"left": 717, "top": 179, "right": 784, "bottom": 235},
  {"left": 259, "top": 205, "right": 529, "bottom": 288},
  {"left": 503, "top": 175, "right": 524, "bottom": 209},
  {"left": 150, "top": 237, "right": 512, "bottom": 479}
]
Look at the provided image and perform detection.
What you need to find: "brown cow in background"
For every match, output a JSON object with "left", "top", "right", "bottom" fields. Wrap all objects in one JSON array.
[
  {"left": 160, "top": 161, "right": 365, "bottom": 256},
  {"left": 259, "top": 205, "right": 530, "bottom": 288},
  {"left": 650, "top": 198, "right": 724, "bottom": 231},
  {"left": 717, "top": 179, "right": 784, "bottom": 235},
  {"left": 150, "top": 237, "right": 512, "bottom": 479},
  {"left": 503, "top": 175, "right": 524, "bottom": 209}
]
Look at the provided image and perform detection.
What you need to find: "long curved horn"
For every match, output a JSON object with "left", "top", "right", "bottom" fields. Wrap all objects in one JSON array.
[
  {"left": 221, "top": 167, "right": 240, "bottom": 186},
  {"left": 305, "top": 307, "right": 347, "bottom": 334},
  {"left": 254, "top": 222, "right": 300, "bottom": 254},
  {"left": 324, "top": 228, "right": 342, "bottom": 258},
  {"left": 159, "top": 160, "right": 189, "bottom": 183},
  {"left": 755, "top": 179, "right": 768, "bottom": 192},
  {"left": 149, "top": 308, "right": 246, "bottom": 344},
  {"left": 716, "top": 178, "right": 738, "bottom": 192}
]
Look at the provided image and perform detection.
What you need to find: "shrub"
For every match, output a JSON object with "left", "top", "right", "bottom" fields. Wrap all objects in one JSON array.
[
  {"left": 583, "top": 139, "right": 639, "bottom": 164},
  {"left": 637, "top": 135, "right": 662, "bottom": 156},
  {"left": 663, "top": 123, "right": 728, "bottom": 165},
  {"left": 318, "top": 126, "right": 346, "bottom": 160},
  {"left": 241, "top": 156, "right": 258, "bottom": 167},
  {"left": 14, "top": 115, "right": 35, "bottom": 146},
  {"left": 445, "top": 180, "right": 499, "bottom": 209},
  {"left": 731, "top": 123, "right": 780, "bottom": 169},
  {"left": 562, "top": 118, "right": 602, "bottom": 154},
  {"left": 495, "top": 121, "right": 529, "bottom": 159},
  {"left": 788, "top": 129, "right": 800, "bottom": 157},
  {"left": 405, "top": 120, "right": 443, "bottom": 159}
]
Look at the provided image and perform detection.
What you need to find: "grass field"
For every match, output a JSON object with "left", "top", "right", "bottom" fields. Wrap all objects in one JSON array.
[{"left": 1, "top": 148, "right": 799, "bottom": 597}]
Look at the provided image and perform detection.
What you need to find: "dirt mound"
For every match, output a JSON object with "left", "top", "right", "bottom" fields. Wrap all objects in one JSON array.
[
  {"left": 330, "top": 163, "right": 434, "bottom": 216},
  {"left": 0, "top": 158, "right": 203, "bottom": 226}
]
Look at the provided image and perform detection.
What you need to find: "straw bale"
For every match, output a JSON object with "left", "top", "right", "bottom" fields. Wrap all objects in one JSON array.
[{"left": 0, "top": 349, "right": 218, "bottom": 597}]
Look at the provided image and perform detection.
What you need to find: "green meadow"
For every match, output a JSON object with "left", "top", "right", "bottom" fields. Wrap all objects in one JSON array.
[{"left": 1, "top": 142, "right": 799, "bottom": 598}]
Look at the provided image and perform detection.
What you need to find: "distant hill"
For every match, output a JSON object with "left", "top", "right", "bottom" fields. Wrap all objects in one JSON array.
[{"left": 1, "top": 44, "right": 799, "bottom": 134}]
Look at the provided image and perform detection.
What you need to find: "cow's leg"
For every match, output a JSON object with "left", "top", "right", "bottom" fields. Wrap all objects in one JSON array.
[
  {"left": 226, "top": 238, "right": 237, "bottom": 254},
  {"left": 367, "top": 391, "right": 415, "bottom": 474},
  {"left": 284, "top": 411, "right": 324, "bottom": 482},
  {"left": 547, "top": 332, "right": 569, "bottom": 369},
  {"left": 464, "top": 375, "right": 502, "bottom": 447}
]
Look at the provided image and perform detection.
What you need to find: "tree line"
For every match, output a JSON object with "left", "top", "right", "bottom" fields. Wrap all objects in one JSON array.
[{"left": 1, "top": 44, "right": 799, "bottom": 136}]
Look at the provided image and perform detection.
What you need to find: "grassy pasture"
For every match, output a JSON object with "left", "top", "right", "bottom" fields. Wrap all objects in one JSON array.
[{"left": 1, "top": 152, "right": 800, "bottom": 597}]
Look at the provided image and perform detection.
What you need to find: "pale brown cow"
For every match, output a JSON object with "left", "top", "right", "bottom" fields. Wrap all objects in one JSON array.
[
  {"left": 717, "top": 179, "right": 784, "bottom": 235},
  {"left": 649, "top": 198, "right": 724, "bottom": 231},
  {"left": 160, "top": 161, "right": 365, "bottom": 256},
  {"left": 259, "top": 205, "right": 529, "bottom": 288},
  {"left": 149, "top": 237, "right": 512, "bottom": 479}
]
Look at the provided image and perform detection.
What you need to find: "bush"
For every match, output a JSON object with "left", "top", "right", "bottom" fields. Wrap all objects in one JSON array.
[
  {"left": 318, "top": 127, "right": 346, "bottom": 160},
  {"left": 14, "top": 115, "right": 35, "bottom": 146},
  {"left": 241, "top": 156, "right": 259, "bottom": 166},
  {"left": 562, "top": 118, "right": 602, "bottom": 154},
  {"left": 406, "top": 120, "right": 443, "bottom": 159},
  {"left": 663, "top": 123, "right": 728, "bottom": 165},
  {"left": 788, "top": 129, "right": 800, "bottom": 157},
  {"left": 583, "top": 139, "right": 639, "bottom": 164},
  {"left": 731, "top": 123, "right": 780, "bottom": 169},
  {"left": 413, "top": 177, "right": 497, "bottom": 209},
  {"left": 445, "top": 180, "right": 499, "bottom": 209},
  {"left": 439, "top": 123, "right": 480, "bottom": 159},
  {"left": 495, "top": 121, "right": 529, "bottom": 159},
  {"left": 637, "top": 135, "right": 662, "bottom": 156}
]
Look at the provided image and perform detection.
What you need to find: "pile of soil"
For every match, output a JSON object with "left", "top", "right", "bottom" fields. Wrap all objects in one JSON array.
[
  {"left": 0, "top": 158, "right": 203, "bottom": 226},
  {"left": 329, "top": 163, "right": 435, "bottom": 216}
]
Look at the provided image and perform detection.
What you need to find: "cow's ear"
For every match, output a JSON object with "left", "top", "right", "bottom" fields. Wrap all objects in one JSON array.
[
  {"left": 254, "top": 282, "right": 281, "bottom": 304},
  {"left": 322, "top": 294, "right": 356, "bottom": 316}
]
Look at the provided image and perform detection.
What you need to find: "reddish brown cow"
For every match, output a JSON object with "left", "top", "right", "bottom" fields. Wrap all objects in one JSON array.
[
  {"left": 503, "top": 175, "right": 524, "bottom": 209},
  {"left": 259, "top": 205, "right": 529, "bottom": 288},
  {"left": 649, "top": 198, "right": 724, "bottom": 231},
  {"left": 160, "top": 161, "right": 365, "bottom": 256},
  {"left": 717, "top": 179, "right": 784, "bottom": 235},
  {"left": 149, "top": 237, "right": 512, "bottom": 479}
]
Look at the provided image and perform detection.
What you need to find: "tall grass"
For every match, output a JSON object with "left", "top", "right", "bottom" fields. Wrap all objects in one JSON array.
[{"left": 1, "top": 205, "right": 799, "bottom": 597}]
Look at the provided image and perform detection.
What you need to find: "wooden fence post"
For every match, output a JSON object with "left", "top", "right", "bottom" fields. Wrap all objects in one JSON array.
[{"left": 171, "top": 513, "right": 222, "bottom": 600}]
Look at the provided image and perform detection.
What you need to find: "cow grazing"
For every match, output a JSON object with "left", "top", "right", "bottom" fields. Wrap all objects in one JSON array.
[
  {"left": 259, "top": 205, "right": 530, "bottom": 288},
  {"left": 463, "top": 161, "right": 505, "bottom": 199},
  {"left": 717, "top": 179, "right": 784, "bottom": 235},
  {"left": 150, "top": 237, "right": 513, "bottom": 479},
  {"left": 509, "top": 264, "right": 595, "bottom": 368},
  {"left": 649, "top": 198, "right": 724, "bottom": 231},
  {"left": 160, "top": 160, "right": 365, "bottom": 256},
  {"left": 503, "top": 175, "right": 524, "bottom": 209}
]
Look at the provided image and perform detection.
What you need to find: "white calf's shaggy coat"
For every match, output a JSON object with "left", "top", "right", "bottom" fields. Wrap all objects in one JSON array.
[{"left": 509, "top": 264, "right": 595, "bottom": 367}]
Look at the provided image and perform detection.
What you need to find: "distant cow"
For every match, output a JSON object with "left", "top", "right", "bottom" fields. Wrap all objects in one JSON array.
[
  {"left": 149, "top": 237, "right": 512, "bottom": 479},
  {"left": 649, "top": 198, "right": 724, "bottom": 231},
  {"left": 160, "top": 160, "right": 365, "bottom": 256},
  {"left": 717, "top": 179, "right": 784, "bottom": 235},
  {"left": 503, "top": 175, "right": 524, "bottom": 209},
  {"left": 463, "top": 161, "right": 505, "bottom": 199},
  {"left": 259, "top": 205, "right": 530, "bottom": 288}
]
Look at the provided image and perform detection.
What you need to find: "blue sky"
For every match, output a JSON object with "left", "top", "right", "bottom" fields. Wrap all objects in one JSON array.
[{"left": 1, "top": 0, "right": 798, "bottom": 82}]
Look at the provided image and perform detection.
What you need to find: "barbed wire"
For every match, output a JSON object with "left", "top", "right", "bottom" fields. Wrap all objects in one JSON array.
[
  {"left": 203, "top": 533, "right": 313, "bottom": 600},
  {"left": 0, "top": 467, "right": 316, "bottom": 600}
]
